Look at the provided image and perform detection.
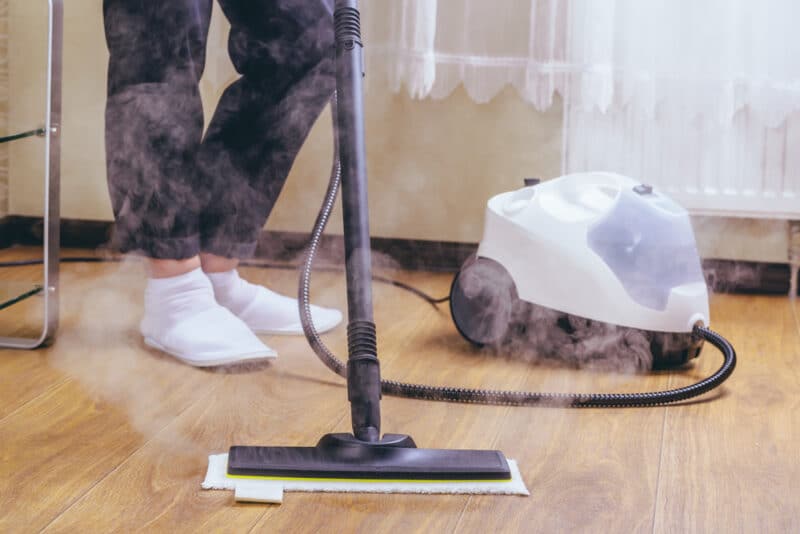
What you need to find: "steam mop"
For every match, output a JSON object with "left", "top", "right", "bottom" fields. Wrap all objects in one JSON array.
[
  {"left": 204, "top": 0, "right": 527, "bottom": 501},
  {"left": 205, "top": 0, "right": 736, "bottom": 502}
]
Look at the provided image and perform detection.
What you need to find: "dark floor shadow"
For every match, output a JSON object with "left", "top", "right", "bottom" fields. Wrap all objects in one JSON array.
[
  {"left": 414, "top": 330, "right": 664, "bottom": 375},
  {"left": 201, "top": 359, "right": 274, "bottom": 374},
  {"left": 137, "top": 338, "right": 274, "bottom": 374}
]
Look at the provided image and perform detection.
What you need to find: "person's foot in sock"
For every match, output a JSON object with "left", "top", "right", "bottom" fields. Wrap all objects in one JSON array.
[
  {"left": 207, "top": 269, "right": 343, "bottom": 335},
  {"left": 139, "top": 268, "right": 276, "bottom": 366}
]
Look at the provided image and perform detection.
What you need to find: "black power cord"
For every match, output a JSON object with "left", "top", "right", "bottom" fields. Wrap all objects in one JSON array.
[
  {"left": 0, "top": 286, "right": 44, "bottom": 312},
  {"left": 0, "top": 256, "right": 450, "bottom": 307},
  {"left": 0, "top": 128, "right": 46, "bottom": 144}
]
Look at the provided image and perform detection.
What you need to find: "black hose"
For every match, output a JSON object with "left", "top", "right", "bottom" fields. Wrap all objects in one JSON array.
[
  {"left": 375, "top": 325, "right": 735, "bottom": 407},
  {"left": 297, "top": 94, "right": 737, "bottom": 407}
]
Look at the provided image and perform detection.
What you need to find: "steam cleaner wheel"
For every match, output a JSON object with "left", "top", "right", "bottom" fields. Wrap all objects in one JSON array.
[{"left": 449, "top": 255, "right": 518, "bottom": 347}]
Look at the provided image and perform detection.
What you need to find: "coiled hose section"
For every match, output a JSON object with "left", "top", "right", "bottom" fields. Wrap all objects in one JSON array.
[{"left": 301, "top": 94, "right": 736, "bottom": 408}]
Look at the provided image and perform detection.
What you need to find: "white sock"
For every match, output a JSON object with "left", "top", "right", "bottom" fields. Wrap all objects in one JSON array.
[
  {"left": 207, "top": 269, "right": 342, "bottom": 335},
  {"left": 140, "top": 268, "right": 276, "bottom": 366}
]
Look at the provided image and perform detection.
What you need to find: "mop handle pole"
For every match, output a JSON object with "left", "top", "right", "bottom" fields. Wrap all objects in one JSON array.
[{"left": 334, "top": 0, "right": 382, "bottom": 443}]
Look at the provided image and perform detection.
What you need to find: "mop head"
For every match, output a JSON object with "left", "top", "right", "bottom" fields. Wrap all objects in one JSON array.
[{"left": 201, "top": 454, "right": 529, "bottom": 504}]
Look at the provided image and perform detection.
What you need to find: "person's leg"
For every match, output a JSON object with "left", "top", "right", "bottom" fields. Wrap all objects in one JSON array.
[
  {"left": 197, "top": 0, "right": 335, "bottom": 257},
  {"left": 104, "top": 0, "right": 212, "bottom": 261},
  {"left": 197, "top": 0, "right": 341, "bottom": 334},
  {"left": 103, "top": 0, "right": 274, "bottom": 364}
]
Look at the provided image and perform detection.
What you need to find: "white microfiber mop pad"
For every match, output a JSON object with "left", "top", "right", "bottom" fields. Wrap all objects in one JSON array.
[{"left": 201, "top": 453, "right": 529, "bottom": 504}]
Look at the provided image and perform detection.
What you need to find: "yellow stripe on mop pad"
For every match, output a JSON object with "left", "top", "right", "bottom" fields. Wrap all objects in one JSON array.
[{"left": 201, "top": 453, "right": 529, "bottom": 504}]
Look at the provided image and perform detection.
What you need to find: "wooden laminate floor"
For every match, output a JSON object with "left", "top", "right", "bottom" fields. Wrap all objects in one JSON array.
[{"left": 1, "top": 247, "right": 798, "bottom": 533}]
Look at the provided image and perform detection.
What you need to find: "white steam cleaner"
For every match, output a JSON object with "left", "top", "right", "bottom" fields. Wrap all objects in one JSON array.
[{"left": 451, "top": 172, "right": 709, "bottom": 370}]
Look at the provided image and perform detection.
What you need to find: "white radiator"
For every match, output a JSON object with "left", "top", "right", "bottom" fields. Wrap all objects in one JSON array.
[{"left": 564, "top": 106, "right": 800, "bottom": 220}]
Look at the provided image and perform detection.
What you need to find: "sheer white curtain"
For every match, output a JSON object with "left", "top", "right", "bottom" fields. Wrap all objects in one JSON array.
[
  {"left": 363, "top": 0, "right": 800, "bottom": 217},
  {"left": 363, "top": 0, "right": 569, "bottom": 109},
  {"left": 362, "top": 0, "right": 437, "bottom": 98}
]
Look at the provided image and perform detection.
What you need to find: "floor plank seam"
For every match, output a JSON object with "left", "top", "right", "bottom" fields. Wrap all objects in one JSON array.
[
  {"left": 245, "top": 509, "right": 275, "bottom": 533},
  {"left": 649, "top": 407, "right": 669, "bottom": 534},
  {"left": 450, "top": 498, "right": 474, "bottom": 534},
  {"left": 0, "top": 376, "right": 70, "bottom": 425},
  {"left": 38, "top": 378, "right": 227, "bottom": 532},
  {"left": 453, "top": 366, "right": 534, "bottom": 534}
]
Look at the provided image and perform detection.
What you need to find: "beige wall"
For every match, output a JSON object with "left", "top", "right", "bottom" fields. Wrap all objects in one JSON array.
[
  {"left": 5, "top": 2, "right": 792, "bottom": 262},
  {"left": 10, "top": 0, "right": 105, "bottom": 221},
  {"left": 8, "top": 0, "right": 49, "bottom": 219}
]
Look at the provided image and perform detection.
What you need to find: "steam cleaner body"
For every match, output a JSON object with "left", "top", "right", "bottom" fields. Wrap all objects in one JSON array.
[{"left": 451, "top": 173, "right": 709, "bottom": 370}]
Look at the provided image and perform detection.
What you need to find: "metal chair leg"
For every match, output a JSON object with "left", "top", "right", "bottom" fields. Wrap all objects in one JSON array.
[{"left": 0, "top": 0, "right": 62, "bottom": 349}]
